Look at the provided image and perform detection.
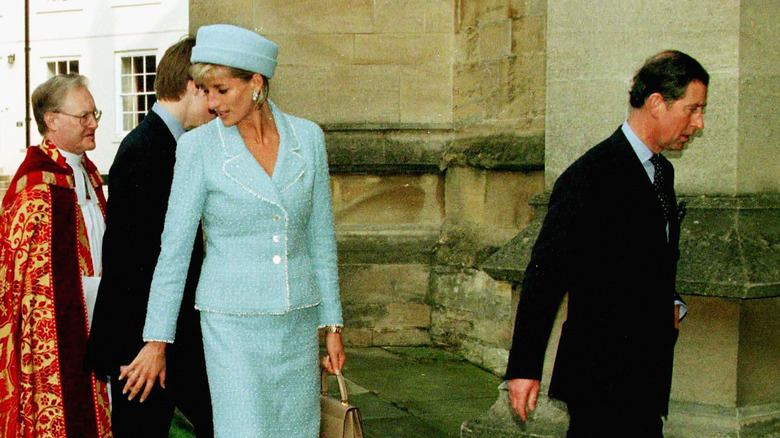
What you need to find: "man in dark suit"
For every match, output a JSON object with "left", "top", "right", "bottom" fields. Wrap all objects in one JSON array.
[
  {"left": 86, "top": 37, "right": 215, "bottom": 437},
  {"left": 505, "top": 50, "right": 709, "bottom": 438}
]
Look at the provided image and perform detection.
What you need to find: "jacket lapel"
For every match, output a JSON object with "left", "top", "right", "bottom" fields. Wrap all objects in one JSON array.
[
  {"left": 612, "top": 129, "right": 666, "bottom": 220},
  {"left": 612, "top": 129, "right": 677, "bottom": 246},
  {"left": 219, "top": 102, "right": 307, "bottom": 206},
  {"left": 219, "top": 119, "right": 282, "bottom": 205},
  {"left": 269, "top": 102, "right": 306, "bottom": 194}
]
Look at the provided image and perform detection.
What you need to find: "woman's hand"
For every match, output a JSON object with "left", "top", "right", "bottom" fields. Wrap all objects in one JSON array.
[
  {"left": 322, "top": 332, "right": 346, "bottom": 374},
  {"left": 118, "top": 341, "right": 167, "bottom": 403}
]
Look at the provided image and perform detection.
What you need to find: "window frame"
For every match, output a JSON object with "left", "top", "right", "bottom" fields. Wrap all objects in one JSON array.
[
  {"left": 115, "top": 50, "right": 157, "bottom": 136},
  {"left": 44, "top": 57, "right": 80, "bottom": 77}
]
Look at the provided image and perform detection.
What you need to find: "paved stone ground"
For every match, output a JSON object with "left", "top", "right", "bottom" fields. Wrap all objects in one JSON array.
[
  {"left": 335, "top": 347, "right": 503, "bottom": 438},
  {"left": 170, "top": 346, "right": 503, "bottom": 438}
]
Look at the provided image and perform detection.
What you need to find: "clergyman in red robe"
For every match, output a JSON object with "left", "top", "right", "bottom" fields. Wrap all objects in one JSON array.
[{"left": 0, "top": 74, "right": 112, "bottom": 437}]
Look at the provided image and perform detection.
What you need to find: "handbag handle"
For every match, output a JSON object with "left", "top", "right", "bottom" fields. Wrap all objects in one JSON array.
[{"left": 320, "top": 367, "right": 349, "bottom": 405}]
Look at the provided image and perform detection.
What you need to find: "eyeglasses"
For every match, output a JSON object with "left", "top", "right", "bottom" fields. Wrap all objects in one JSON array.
[{"left": 55, "top": 109, "right": 102, "bottom": 126}]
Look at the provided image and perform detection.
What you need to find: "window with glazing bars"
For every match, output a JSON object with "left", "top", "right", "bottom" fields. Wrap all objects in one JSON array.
[{"left": 119, "top": 54, "right": 156, "bottom": 131}]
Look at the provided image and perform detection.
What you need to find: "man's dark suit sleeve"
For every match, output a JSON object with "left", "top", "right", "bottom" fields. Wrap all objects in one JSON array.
[
  {"left": 86, "top": 123, "right": 174, "bottom": 377},
  {"left": 505, "top": 165, "right": 591, "bottom": 381}
]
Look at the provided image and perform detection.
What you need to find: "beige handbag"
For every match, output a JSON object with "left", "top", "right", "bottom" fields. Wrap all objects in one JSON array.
[{"left": 320, "top": 368, "right": 364, "bottom": 438}]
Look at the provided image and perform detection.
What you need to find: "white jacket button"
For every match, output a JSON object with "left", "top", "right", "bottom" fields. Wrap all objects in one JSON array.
[{"left": 272, "top": 255, "right": 282, "bottom": 264}]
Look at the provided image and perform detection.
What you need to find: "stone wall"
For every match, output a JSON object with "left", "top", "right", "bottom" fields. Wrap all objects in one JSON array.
[
  {"left": 194, "top": 0, "right": 453, "bottom": 128},
  {"left": 453, "top": 0, "right": 546, "bottom": 132},
  {"left": 189, "top": 0, "right": 547, "bottom": 368}
]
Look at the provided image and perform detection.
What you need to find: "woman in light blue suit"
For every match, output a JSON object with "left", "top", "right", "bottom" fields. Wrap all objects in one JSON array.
[{"left": 120, "top": 25, "right": 346, "bottom": 437}]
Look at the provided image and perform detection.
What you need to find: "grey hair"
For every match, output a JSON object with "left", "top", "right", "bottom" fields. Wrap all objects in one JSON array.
[{"left": 31, "top": 74, "right": 89, "bottom": 136}]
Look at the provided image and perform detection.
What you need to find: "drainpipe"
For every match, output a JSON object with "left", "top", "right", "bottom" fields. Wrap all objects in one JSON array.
[{"left": 24, "top": 0, "right": 31, "bottom": 147}]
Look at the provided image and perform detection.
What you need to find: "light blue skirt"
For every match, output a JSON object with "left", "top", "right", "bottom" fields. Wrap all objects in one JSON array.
[{"left": 200, "top": 306, "right": 320, "bottom": 438}]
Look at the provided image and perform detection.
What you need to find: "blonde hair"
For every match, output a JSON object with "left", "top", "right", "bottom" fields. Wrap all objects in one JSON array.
[{"left": 190, "top": 63, "right": 269, "bottom": 107}]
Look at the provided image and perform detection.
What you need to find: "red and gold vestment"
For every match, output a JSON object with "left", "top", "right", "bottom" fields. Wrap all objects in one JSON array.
[{"left": 0, "top": 140, "right": 112, "bottom": 437}]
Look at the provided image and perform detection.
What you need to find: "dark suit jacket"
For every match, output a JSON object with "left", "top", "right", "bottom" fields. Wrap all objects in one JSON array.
[
  {"left": 505, "top": 127, "right": 682, "bottom": 416},
  {"left": 86, "top": 110, "right": 205, "bottom": 383}
]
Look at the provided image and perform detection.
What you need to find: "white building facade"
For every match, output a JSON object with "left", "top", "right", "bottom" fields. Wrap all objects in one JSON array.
[{"left": 0, "top": 0, "right": 190, "bottom": 175}]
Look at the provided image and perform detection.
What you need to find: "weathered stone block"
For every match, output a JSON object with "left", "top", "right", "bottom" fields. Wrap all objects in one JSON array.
[
  {"left": 451, "top": 0, "right": 548, "bottom": 128},
  {"left": 431, "top": 268, "right": 512, "bottom": 320},
  {"left": 400, "top": 64, "right": 452, "bottom": 125},
  {"left": 354, "top": 34, "right": 451, "bottom": 66},
  {"left": 423, "top": 0, "right": 454, "bottom": 33},
  {"left": 672, "top": 296, "right": 740, "bottom": 407},
  {"left": 444, "top": 167, "right": 543, "bottom": 249},
  {"left": 523, "top": 0, "right": 546, "bottom": 17},
  {"left": 452, "top": 132, "right": 545, "bottom": 170},
  {"left": 338, "top": 262, "right": 432, "bottom": 347},
  {"left": 453, "top": 62, "right": 485, "bottom": 124},
  {"left": 331, "top": 174, "right": 443, "bottom": 225},
  {"left": 456, "top": 0, "right": 480, "bottom": 30},
  {"left": 342, "top": 327, "right": 374, "bottom": 347},
  {"left": 430, "top": 267, "right": 533, "bottom": 376},
  {"left": 480, "top": 60, "right": 502, "bottom": 120},
  {"left": 738, "top": 297, "right": 780, "bottom": 405},
  {"left": 373, "top": 328, "right": 430, "bottom": 346},
  {"left": 342, "top": 302, "right": 388, "bottom": 329},
  {"left": 274, "top": 64, "right": 400, "bottom": 124},
  {"left": 373, "top": 0, "right": 453, "bottom": 34},
  {"left": 737, "top": 75, "right": 780, "bottom": 192},
  {"left": 478, "top": 19, "right": 512, "bottom": 60},
  {"left": 337, "top": 225, "right": 438, "bottom": 264},
  {"left": 375, "top": 302, "right": 431, "bottom": 330},
  {"left": 326, "top": 134, "right": 388, "bottom": 170},
  {"left": 190, "top": 0, "right": 257, "bottom": 31},
  {"left": 432, "top": 307, "right": 475, "bottom": 344},
  {"left": 384, "top": 132, "right": 449, "bottom": 169},
  {"left": 251, "top": 0, "right": 374, "bottom": 34},
  {"left": 454, "top": 25, "right": 479, "bottom": 63},
  {"left": 500, "top": 53, "right": 546, "bottom": 127},
  {"left": 271, "top": 34, "right": 355, "bottom": 66},
  {"left": 478, "top": 1, "right": 511, "bottom": 24},
  {"left": 445, "top": 167, "right": 490, "bottom": 225},
  {"left": 339, "top": 264, "right": 430, "bottom": 306},
  {"left": 677, "top": 195, "right": 780, "bottom": 298}
]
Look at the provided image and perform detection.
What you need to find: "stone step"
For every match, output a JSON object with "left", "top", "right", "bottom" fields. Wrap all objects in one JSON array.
[{"left": 461, "top": 383, "right": 569, "bottom": 438}]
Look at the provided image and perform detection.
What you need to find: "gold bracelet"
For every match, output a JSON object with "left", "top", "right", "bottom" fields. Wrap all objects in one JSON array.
[{"left": 323, "top": 325, "right": 343, "bottom": 334}]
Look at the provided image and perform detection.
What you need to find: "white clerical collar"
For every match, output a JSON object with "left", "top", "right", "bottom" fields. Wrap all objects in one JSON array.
[
  {"left": 58, "top": 149, "right": 92, "bottom": 205},
  {"left": 59, "top": 148, "right": 85, "bottom": 168}
]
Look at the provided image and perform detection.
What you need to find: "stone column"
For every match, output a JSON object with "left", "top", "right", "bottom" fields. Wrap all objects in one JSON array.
[{"left": 467, "top": 1, "right": 780, "bottom": 437}]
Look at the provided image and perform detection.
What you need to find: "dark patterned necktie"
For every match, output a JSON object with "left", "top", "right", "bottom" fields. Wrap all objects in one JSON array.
[{"left": 650, "top": 154, "right": 674, "bottom": 221}]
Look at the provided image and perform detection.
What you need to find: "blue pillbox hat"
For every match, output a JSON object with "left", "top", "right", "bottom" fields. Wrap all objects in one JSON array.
[{"left": 191, "top": 24, "right": 279, "bottom": 78}]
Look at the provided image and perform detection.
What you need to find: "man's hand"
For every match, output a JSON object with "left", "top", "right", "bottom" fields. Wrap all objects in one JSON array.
[
  {"left": 118, "top": 341, "right": 167, "bottom": 403},
  {"left": 508, "top": 378, "right": 540, "bottom": 421}
]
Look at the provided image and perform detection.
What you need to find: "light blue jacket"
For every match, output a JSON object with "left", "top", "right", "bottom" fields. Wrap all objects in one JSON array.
[{"left": 143, "top": 102, "right": 342, "bottom": 342}]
